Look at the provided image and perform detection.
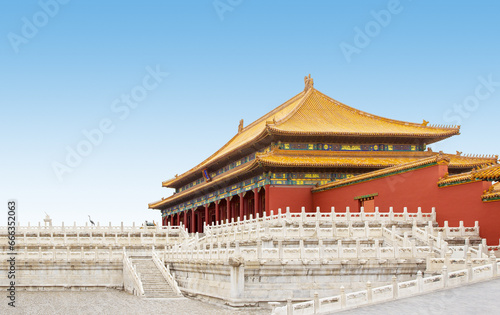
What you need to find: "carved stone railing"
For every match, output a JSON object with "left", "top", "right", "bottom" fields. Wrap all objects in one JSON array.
[
  {"left": 0, "top": 222, "right": 183, "bottom": 234},
  {"left": 205, "top": 206, "right": 436, "bottom": 236},
  {"left": 165, "top": 238, "right": 433, "bottom": 263},
  {"left": 178, "top": 224, "right": 189, "bottom": 240},
  {"left": 193, "top": 220, "right": 475, "bottom": 256},
  {"left": 435, "top": 220, "right": 480, "bottom": 238},
  {"left": 0, "top": 230, "right": 183, "bottom": 249},
  {"left": 152, "top": 248, "right": 182, "bottom": 296},
  {"left": 122, "top": 249, "right": 144, "bottom": 297},
  {"left": 271, "top": 256, "right": 500, "bottom": 315},
  {"left": 0, "top": 246, "right": 123, "bottom": 262}
]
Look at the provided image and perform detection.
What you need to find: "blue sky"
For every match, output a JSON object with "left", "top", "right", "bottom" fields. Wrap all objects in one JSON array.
[{"left": 1, "top": 0, "right": 499, "bottom": 226}]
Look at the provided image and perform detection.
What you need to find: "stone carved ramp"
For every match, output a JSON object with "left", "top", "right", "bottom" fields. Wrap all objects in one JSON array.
[{"left": 130, "top": 255, "right": 179, "bottom": 298}]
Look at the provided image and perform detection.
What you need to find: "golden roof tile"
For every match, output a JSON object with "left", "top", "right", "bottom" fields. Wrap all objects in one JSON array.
[
  {"left": 445, "top": 154, "right": 498, "bottom": 169},
  {"left": 150, "top": 159, "right": 261, "bottom": 209},
  {"left": 257, "top": 150, "right": 496, "bottom": 170},
  {"left": 437, "top": 161, "right": 499, "bottom": 187},
  {"left": 270, "top": 89, "right": 460, "bottom": 138},
  {"left": 258, "top": 149, "right": 430, "bottom": 168},
  {"left": 152, "top": 149, "right": 498, "bottom": 209},
  {"left": 437, "top": 172, "right": 476, "bottom": 187},
  {"left": 162, "top": 79, "right": 460, "bottom": 188},
  {"left": 161, "top": 91, "right": 305, "bottom": 187},
  {"left": 482, "top": 183, "right": 500, "bottom": 202},
  {"left": 474, "top": 163, "right": 500, "bottom": 181}
]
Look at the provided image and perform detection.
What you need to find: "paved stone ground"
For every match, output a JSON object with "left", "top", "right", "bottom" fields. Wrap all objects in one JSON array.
[
  {"left": 337, "top": 278, "right": 500, "bottom": 315},
  {"left": 0, "top": 291, "right": 270, "bottom": 315},
  {"left": 2, "top": 279, "right": 500, "bottom": 315}
]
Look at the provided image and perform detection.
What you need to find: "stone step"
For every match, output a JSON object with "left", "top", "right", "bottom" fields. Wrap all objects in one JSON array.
[
  {"left": 143, "top": 284, "right": 174, "bottom": 288},
  {"left": 143, "top": 281, "right": 173, "bottom": 288},
  {"left": 128, "top": 256, "right": 179, "bottom": 298},
  {"left": 145, "top": 288, "right": 174, "bottom": 292},
  {"left": 146, "top": 295, "right": 179, "bottom": 298},
  {"left": 138, "top": 275, "right": 163, "bottom": 279},
  {"left": 145, "top": 293, "right": 177, "bottom": 296},
  {"left": 142, "top": 279, "right": 166, "bottom": 282}
]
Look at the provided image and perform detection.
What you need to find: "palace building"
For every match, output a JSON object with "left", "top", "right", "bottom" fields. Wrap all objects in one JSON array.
[{"left": 149, "top": 75, "right": 498, "bottom": 237}]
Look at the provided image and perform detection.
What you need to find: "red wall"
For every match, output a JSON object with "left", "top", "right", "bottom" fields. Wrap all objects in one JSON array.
[
  {"left": 312, "top": 164, "right": 500, "bottom": 245},
  {"left": 313, "top": 164, "right": 448, "bottom": 213},
  {"left": 268, "top": 185, "right": 313, "bottom": 213}
]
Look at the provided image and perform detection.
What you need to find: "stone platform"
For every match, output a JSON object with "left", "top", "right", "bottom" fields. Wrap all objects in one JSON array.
[{"left": 0, "top": 290, "right": 268, "bottom": 315}]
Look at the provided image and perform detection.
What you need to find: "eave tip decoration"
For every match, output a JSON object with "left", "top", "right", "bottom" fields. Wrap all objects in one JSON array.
[{"left": 304, "top": 74, "right": 314, "bottom": 91}]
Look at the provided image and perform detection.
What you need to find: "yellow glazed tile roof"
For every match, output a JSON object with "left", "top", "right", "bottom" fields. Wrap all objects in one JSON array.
[
  {"left": 437, "top": 172, "right": 476, "bottom": 186},
  {"left": 438, "top": 162, "right": 499, "bottom": 186},
  {"left": 150, "top": 160, "right": 261, "bottom": 209},
  {"left": 162, "top": 79, "right": 460, "bottom": 187},
  {"left": 258, "top": 150, "right": 497, "bottom": 169},
  {"left": 152, "top": 151, "right": 438, "bottom": 209},
  {"left": 258, "top": 150, "right": 427, "bottom": 168},
  {"left": 445, "top": 154, "right": 498, "bottom": 168},
  {"left": 474, "top": 163, "right": 500, "bottom": 181},
  {"left": 270, "top": 89, "right": 460, "bottom": 138},
  {"left": 162, "top": 91, "right": 305, "bottom": 187},
  {"left": 482, "top": 183, "right": 500, "bottom": 202},
  {"left": 152, "top": 149, "right": 498, "bottom": 209}
]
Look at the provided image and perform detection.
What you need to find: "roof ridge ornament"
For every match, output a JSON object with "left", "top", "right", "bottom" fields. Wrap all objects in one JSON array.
[
  {"left": 238, "top": 119, "right": 244, "bottom": 133},
  {"left": 304, "top": 74, "right": 314, "bottom": 91},
  {"left": 436, "top": 151, "right": 450, "bottom": 165}
]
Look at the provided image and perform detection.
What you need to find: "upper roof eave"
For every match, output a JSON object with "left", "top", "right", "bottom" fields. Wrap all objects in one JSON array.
[
  {"left": 151, "top": 159, "right": 262, "bottom": 209},
  {"left": 160, "top": 81, "right": 462, "bottom": 188},
  {"left": 267, "top": 127, "right": 460, "bottom": 139}
]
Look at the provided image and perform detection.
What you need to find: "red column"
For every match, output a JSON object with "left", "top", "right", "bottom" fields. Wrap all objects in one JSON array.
[
  {"left": 215, "top": 201, "right": 220, "bottom": 224},
  {"left": 264, "top": 184, "right": 270, "bottom": 215},
  {"left": 204, "top": 204, "right": 209, "bottom": 227},
  {"left": 183, "top": 211, "right": 187, "bottom": 230},
  {"left": 254, "top": 188, "right": 259, "bottom": 217},
  {"left": 191, "top": 208, "right": 198, "bottom": 233},
  {"left": 170, "top": 215, "right": 174, "bottom": 226},
  {"left": 196, "top": 209, "right": 200, "bottom": 232},
  {"left": 239, "top": 193, "right": 244, "bottom": 221},
  {"left": 226, "top": 197, "right": 231, "bottom": 221}
]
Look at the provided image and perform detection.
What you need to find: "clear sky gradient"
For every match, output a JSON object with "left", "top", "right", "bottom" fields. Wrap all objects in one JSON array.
[{"left": 1, "top": 0, "right": 499, "bottom": 226}]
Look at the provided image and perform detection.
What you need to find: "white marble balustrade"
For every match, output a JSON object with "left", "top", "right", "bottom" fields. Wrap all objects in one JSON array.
[{"left": 272, "top": 255, "right": 500, "bottom": 315}]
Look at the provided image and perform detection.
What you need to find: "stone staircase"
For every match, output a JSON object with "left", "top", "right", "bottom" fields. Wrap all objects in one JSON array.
[{"left": 130, "top": 255, "right": 179, "bottom": 298}]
